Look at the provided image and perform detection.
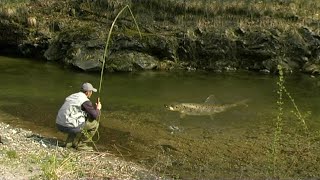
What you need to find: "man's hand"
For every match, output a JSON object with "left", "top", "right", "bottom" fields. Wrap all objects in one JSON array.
[{"left": 96, "top": 101, "right": 102, "bottom": 110}]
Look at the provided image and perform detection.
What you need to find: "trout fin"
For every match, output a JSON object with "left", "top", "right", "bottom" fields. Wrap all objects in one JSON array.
[{"left": 204, "top": 95, "right": 219, "bottom": 104}]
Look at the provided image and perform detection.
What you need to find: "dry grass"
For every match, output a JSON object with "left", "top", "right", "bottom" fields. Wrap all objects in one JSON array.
[{"left": 2, "top": 0, "right": 318, "bottom": 35}]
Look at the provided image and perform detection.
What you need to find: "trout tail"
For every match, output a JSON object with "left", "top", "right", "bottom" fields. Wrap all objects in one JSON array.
[{"left": 235, "top": 99, "right": 249, "bottom": 107}]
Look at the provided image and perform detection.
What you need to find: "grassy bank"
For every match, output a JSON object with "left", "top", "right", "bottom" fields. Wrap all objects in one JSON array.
[
  {"left": 2, "top": 0, "right": 319, "bottom": 32},
  {"left": 85, "top": 0, "right": 320, "bottom": 32}
]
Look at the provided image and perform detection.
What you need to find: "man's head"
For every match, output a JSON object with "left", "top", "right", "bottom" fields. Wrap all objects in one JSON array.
[{"left": 81, "top": 82, "right": 97, "bottom": 98}]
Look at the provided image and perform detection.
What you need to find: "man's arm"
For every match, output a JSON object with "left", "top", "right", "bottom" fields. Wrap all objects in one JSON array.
[{"left": 82, "top": 101, "right": 100, "bottom": 120}]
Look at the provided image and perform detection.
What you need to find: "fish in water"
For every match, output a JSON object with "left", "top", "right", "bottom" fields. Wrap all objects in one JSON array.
[{"left": 165, "top": 95, "right": 248, "bottom": 118}]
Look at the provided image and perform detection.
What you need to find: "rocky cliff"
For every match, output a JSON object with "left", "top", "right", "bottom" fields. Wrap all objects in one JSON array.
[{"left": 0, "top": 0, "right": 319, "bottom": 74}]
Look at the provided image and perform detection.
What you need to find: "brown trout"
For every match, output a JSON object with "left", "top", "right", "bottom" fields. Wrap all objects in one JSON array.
[{"left": 165, "top": 95, "right": 248, "bottom": 118}]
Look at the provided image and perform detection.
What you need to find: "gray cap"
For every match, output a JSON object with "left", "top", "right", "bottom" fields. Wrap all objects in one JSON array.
[{"left": 81, "top": 82, "right": 97, "bottom": 92}]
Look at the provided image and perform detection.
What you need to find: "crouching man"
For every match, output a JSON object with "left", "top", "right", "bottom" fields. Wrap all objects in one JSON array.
[{"left": 56, "top": 82, "right": 102, "bottom": 151}]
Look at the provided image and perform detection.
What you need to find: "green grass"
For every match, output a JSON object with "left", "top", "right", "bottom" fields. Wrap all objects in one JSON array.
[
  {"left": 41, "top": 152, "right": 79, "bottom": 180},
  {"left": 6, "top": 150, "right": 18, "bottom": 159}
]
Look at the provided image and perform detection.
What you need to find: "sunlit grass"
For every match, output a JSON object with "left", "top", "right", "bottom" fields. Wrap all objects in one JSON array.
[
  {"left": 3, "top": 0, "right": 318, "bottom": 35},
  {"left": 66, "top": 0, "right": 313, "bottom": 40}
]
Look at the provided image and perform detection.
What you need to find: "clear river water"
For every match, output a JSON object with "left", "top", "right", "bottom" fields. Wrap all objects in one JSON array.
[{"left": 1, "top": 56, "right": 320, "bottom": 179}]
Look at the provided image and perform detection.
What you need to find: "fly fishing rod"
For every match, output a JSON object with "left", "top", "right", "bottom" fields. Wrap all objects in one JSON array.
[{"left": 88, "top": 5, "right": 142, "bottom": 150}]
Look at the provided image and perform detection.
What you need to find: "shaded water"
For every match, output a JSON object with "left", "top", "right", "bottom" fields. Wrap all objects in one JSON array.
[{"left": 1, "top": 56, "right": 320, "bottom": 178}]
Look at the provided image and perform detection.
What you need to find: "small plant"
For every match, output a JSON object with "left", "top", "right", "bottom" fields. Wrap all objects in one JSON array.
[
  {"left": 271, "top": 63, "right": 310, "bottom": 177},
  {"left": 6, "top": 150, "right": 17, "bottom": 159},
  {"left": 271, "top": 64, "right": 284, "bottom": 177},
  {"left": 41, "top": 154, "right": 58, "bottom": 180},
  {"left": 41, "top": 151, "right": 78, "bottom": 179}
]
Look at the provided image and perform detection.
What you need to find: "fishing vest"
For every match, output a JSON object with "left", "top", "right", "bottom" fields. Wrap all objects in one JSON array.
[{"left": 56, "top": 92, "right": 89, "bottom": 128}]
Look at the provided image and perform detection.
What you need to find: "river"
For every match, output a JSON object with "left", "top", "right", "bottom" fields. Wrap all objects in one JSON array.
[{"left": 1, "top": 56, "right": 320, "bottom": 179}]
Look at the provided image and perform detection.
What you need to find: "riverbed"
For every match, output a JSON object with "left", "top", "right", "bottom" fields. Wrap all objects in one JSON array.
[{"left": 1, "top": 56, "right": 320, "bottom": 179}]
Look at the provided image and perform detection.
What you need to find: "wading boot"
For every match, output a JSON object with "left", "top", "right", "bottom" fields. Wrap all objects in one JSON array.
[
  {"left": 81, "top": 130, "right": 97, "bottom": 143},
  {"left": 64, "top": 133, "right": 76, "bottom": 148},
  {"left": 76, "top": 142, "right": 93, "bottom": 151},
  {"left": 72, "top": 133, "right": 94, "bottom": 151}
]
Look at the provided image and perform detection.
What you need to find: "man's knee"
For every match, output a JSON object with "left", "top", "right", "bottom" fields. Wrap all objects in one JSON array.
[{"left": 84, "top": 120, "right": 99, "bottom": 130}]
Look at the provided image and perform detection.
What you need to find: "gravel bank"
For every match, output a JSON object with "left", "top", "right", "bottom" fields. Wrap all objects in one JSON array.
[{"left": 0, "top": 118, "right": 163, "bottom": 180}]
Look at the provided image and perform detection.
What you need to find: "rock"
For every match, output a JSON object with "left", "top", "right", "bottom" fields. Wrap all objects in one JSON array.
[
  {"left": 260, "top": 69, "right": 271, "bottom": 74},
  {"left": 234, "top": 27, "right": 246, "bottom": 36},
  {"left": 303, "top": 62, "right": 320, "bottom": 74},
  {"left": 27, "top": 17, "right": 37, "bottom": 27},
  {"left": 107, "top": 51, "right": 158, "bottom": 72},
  {"left": 1, "top": 7, "right": 16, "bottom": 18},
  {"left": 68, "top": 47, "right": 103, "bottom": 71}
]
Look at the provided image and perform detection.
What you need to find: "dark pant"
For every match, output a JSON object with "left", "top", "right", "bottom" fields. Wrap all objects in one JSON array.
[
  {"left": 56, "top": 120, "right": 99, "bottom": 134},
  {"left": 56, "top": 123, "right": 82, "bottom": 134}
]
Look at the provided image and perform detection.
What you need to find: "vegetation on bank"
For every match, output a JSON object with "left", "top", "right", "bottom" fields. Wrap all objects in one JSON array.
[
  {"left": 1, "top": 0, "right": 319, "bottom": 41},
  {"left": 1, "top": 0, "right": 319, "bottom": 36}
]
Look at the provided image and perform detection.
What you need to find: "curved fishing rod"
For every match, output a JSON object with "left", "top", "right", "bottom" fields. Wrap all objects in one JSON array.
[
  {"left": 89, "top": 5, "right": 142, "bottom": 149},
  {"left": 98, "top": 5, "right": 141, "bottom": 94}
]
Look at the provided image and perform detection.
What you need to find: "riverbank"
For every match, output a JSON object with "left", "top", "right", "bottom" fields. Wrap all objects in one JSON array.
[
  {"left": 0, "top": 112, "right": 163, "bottom": 180},
  {"left": 0, "top": 0, "right": 319, "bottom": 74}
]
